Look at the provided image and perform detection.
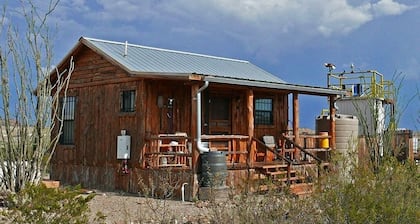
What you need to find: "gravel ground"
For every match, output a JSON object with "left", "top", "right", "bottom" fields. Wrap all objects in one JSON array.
[{"left": 88, "top": 191, "right": 214, "bottom": 224}]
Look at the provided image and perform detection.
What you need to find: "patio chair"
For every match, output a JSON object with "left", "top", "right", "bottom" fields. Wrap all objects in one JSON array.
[
  {"left": 262, "top": 135, "right": 277, "bottom": 149},
  {"left": 263, "top": 135, "right": 294, "bottom": 161},
  {"left": 261, "top": 135, "right": 281, "bottom": 161}
]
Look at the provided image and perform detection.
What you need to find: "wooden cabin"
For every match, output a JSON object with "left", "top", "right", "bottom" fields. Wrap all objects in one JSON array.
[{"left": 51, "top": 37, "right": 345, "bottom": 199}]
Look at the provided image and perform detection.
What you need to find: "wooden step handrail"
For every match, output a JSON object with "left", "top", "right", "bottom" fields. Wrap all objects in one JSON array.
[
  {"left": 252, "top": 137, "right": 294, "bottom": 164},
  {"left": 279, "top": 134, "right": 323, "bottom": 164},
  {"left": 252, "top": 137, "right": 293, "bottom": 184},
  {"left": 280, "top": 134, "right": 331, "bottom": 179}
]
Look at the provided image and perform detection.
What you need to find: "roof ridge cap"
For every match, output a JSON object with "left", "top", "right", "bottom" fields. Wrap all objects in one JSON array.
[{"left": 82, "top": 37, "right": 249, "bottom": 64}]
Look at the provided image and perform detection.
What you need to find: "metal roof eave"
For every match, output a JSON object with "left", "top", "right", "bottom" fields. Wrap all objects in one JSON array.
[{"left": 204, "top": 76, "right": 346, "bottom": 96}]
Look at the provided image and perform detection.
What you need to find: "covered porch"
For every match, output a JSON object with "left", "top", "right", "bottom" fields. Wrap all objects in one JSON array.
[
  {"left": 139, "top": 80, "right": 341, "bottom": 196},
  {"left": 141, "top": 77, "right": 341, "bottom": 169}
]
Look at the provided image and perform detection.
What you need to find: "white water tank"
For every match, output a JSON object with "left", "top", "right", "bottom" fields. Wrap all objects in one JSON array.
[{"left": 316, "top": 114, "right": 359, "bottom": 153}]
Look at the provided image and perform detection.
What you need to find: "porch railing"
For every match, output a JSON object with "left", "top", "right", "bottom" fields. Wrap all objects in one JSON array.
[
  {"left": 142, "top": 134, "right": 192, "bottom": 169},
  {"left": 142, "top": 134, "right": 250, "bottom": 169},
  {"left": 141, "top": 133, "right": 331, "bottom": 170},
  {"left": 201, "top": 135, "right": 249, "bottom": 168}
]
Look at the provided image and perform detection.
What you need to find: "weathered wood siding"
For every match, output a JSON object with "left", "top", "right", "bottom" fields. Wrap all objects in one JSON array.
[
  {"left": 143, "top": 80, "right": 192, "bottom": 135},
  {"left": 51, "top": 47, "right": 145, "bottom": 191},
  {"left": 51, "top": 46, "right": 196, "bottom": 191},
  {"left": 51, "top": 46, "right": 290, "bottom": 193}
]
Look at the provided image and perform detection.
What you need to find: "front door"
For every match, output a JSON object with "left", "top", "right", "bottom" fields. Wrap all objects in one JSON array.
[{"left": 206, "top": 95, "right": 231, "bottom": 134}]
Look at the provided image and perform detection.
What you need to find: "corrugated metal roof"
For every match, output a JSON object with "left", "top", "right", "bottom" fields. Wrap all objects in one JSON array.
[
  {"left": 82, "top": 37, "right": 285, "bottom": 83},
  {"left": 70, "top": 37, "right": 344, "bottom": 96}
]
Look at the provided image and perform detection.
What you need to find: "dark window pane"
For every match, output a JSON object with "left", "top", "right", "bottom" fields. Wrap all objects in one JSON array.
[
  {"left": 255, "top": 98, "right": 273, "bottom": 125},
  {"left": 121, "top": 90, "right": 136, "bottom": 112},
  {"left": 60, "top": 96, "right": 76, "bottom": 145},
  {"left": 61, "top": 120, "right": 74, "bottom": 144}
]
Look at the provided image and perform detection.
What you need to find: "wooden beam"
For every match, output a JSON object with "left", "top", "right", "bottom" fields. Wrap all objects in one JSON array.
[
  {"left": 190, "top": 83, "right": 199, "bottom": 199},
  {"left": 191, "top": 84, "right": 199, "bottom": 170},
  {"left": 329, "top": 95, "right": 336, "bottom": 150},
  {"left": 246, "top": 89, "right": 255, "bottom": 163},
  {"left": 293, "top": 92, "right": 300, "bottom": 160},
  {"left": 246, "top": 89, "right": 254, "bottom": 139}
]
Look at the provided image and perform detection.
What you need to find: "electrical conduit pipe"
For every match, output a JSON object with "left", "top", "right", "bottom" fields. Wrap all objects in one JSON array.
[{"left": 181, "top": 182, "right": 188, "bottom": 202}]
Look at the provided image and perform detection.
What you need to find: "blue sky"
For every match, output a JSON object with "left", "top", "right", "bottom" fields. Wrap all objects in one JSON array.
[{"left": 8, "top": 0, "right": 420, "bottom": 130}]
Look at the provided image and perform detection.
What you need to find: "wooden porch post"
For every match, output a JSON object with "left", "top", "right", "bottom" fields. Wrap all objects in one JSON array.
[
  {"left": 191, "top": 84, "right": 199, "bottom": 170},
  {"left": 247, "top": 89, "right": 254, "bottom": 139},
  {"left": 246, "top": 89, "right": 255, "bottom": 163},
  {"left": 329, "top": 95, "right": 336, "bottom": 150},
  {"left": 190, "top": 83, "right": 199, "bottom": 198},
  {"left": 293, "top": 92, "right": 300, "bottom": 160}
]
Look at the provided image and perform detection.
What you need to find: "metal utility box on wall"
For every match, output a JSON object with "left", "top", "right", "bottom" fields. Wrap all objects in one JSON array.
[{"left": 117, "top": 132, "right": 131, "bottom": 159}]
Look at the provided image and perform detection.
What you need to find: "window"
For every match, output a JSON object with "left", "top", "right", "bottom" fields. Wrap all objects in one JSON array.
[
  {"left": 255, "top": 98, "right": 273, "bottom": 125},
  {"left": 120, "top": 90, "right": 136, "bottom": 112},
  {"left": 60, "top": 96, "right": 76, "bottom": 145}
]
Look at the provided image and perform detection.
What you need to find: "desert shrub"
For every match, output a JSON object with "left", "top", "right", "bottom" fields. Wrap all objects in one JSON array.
[
  {"left": 207, "top": 189, "right": 323, "bottom": 224},
  {"left": 136, "top": 169, "right": 187, "bottom": 223},
  {"left": 2, "top": 184, "right": 95, "bottom": 224},
  {"left": 315, "top": 157, "right": 419, "bottom": 224},
  {"left": 205, "top": 155, "right": 418, "bottom": 224}
]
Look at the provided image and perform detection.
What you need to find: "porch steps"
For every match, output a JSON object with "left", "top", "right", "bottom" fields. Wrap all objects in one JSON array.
[{"left": 252, "top": 162, "right": 315, "bottom": 196}]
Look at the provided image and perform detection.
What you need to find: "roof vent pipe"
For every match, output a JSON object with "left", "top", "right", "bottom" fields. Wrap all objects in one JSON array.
[
  {"left": 124, "top": 41, "right": 128, "bottom": 57},
  {"left": 197, "top": 81, "right": 209, "bottom": 153}
]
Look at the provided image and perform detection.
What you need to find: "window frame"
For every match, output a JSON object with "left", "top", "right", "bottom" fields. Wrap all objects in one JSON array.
[
  {"left": 254, "top": 98, "right": 274, "bottom": 126},
  {"left": 59, "top": 96, "right": 76, "bottom": 145},
  {"left": 120, "top": 89, "right": 136, "bottom": 113}
]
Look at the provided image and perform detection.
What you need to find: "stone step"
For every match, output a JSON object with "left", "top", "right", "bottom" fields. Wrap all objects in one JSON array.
[
  {"left": 289, "top": 183, "right": 314, "bottom": 197},
  {"left": 276, "top": 176, "right": 304, "bottom": 182},
  {"left": 250, "top": 173, "right": 267, "bottom": 180},
  {"left": 266, "top": 170, "right": 296, "bottom": 176}
]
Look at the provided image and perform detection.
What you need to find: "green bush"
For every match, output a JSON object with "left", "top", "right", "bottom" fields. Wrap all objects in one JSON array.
[
  {"left": 315, "top": 157, "right": 420, "bottom": 224},
  {"left": 3, "top": 184, "right": 95, "bottom": 224},
  {"left": 204, "top": 157, "right": 419, "bottom": 224}
]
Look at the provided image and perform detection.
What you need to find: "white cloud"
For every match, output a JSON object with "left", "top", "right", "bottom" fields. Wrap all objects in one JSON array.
[
  {"left": 57, "top": 0, "right": 415, "bottom": 37},
  {"left": 50, "top": 0, "right": 417, "bottom": 61},
  {"left": 316, "top": 1, "right": 373, "bottom": 36},
  {"left": 372, "top": 0, "right": 414, "bottom": 16}
]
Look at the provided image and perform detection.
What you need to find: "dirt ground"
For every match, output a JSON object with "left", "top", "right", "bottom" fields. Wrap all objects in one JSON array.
[{"left": 88, "top": 191, "right": 214, "bottom": 224}]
